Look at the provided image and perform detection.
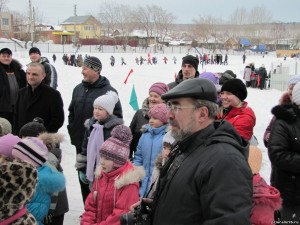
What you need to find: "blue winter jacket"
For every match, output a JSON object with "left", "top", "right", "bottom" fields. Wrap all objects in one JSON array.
[
  {"left": 133, "top": 124, "right": 168, "bottom": 197},
  {"left": 27, "top": 164, "right": 66, "bottom": 225}
]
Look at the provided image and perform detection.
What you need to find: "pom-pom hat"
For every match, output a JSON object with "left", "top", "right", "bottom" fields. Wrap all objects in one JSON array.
[
  {"left": 0, "top": 117, "right": 12, "bottom": 136},
  {"left": 12, "top": 137, "right": 49, "bottom": 167},
  {"left": 100, "top": 125, "right": 132, "bottom": 168},
  {"left": 93, "top": 91, "right": 119, "bottom": 115},
  {"left": 149, "top": 103, "right": 168, "bottom": 124},
  {"left": 0, "top": 134, "right": 21, "bottom": 158},
  {"left": 149, "top": 82, "right": 169, "bottom": 96}
]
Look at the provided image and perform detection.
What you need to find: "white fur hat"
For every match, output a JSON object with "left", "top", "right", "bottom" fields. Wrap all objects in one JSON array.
[
  {"left": 292, "top": 82, "right": 300, "bottom": 106},
  {"left": 93, "top": 91, "right": 119, "bottom": 115}
]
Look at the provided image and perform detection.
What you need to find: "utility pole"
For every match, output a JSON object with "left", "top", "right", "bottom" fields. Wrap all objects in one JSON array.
[
  {"left": 29, "top": 0, "right": 34, "bottom": 42},
  {"left": 74, "top": 4, "right": 77, "bottom": 45}
]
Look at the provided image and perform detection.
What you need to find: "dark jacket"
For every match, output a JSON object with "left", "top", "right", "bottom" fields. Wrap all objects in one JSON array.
[
  {"left": 41, "top": 57, "right": 58, "bottom": 89},
  {"left": 67, "top": 76, "right": 123, "bottom": 151},
  {"left": 167, "top": 70, "right": 200, "bottom": 90},
  {"left": 263, "top": 92, "right": 291, "bottom": 147},
  {"left": 258, "top": 66, "right": 267, "bottom": 80},
  {"left": 40, "top": 57, "right": 52, "bottom": 86},
  {"left": 268, "top": 103, "right": 300, "bottom": 207},
  {"left": 0, "top": 59, "right": 26, "bottom": 113},
  {"left": 152, "top": 120, "right": 253, "bottom": 225},
  {"left": 14, "top": 83, "right": 64, "bottom": 134},
  {"left": 129, "top": 98, "right": 150, "bottom": 157}
]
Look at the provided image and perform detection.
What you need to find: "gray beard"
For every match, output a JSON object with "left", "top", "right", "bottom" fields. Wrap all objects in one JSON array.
[{"left": 170, "top": 115, "right": 197, "bottom": 141}]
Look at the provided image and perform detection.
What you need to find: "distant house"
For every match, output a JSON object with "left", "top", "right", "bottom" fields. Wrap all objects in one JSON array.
[
  {"left": 0, "top": 12, "right": 14, "bottom": 38},
  {"left": 60, "top": 15, "right": 101, "bottom": 43},
  {"left": 239, "top": 38, "right": 252, "bottom": 48}
]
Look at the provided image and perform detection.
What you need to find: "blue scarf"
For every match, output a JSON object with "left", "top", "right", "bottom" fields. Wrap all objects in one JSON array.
[{"left": 86, "top": 124, "right": 104, "bottom": 182}]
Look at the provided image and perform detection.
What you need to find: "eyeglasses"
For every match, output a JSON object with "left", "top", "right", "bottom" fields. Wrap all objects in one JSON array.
[{"left": 166, "top": 102, "right": 197, "bottom": 113}]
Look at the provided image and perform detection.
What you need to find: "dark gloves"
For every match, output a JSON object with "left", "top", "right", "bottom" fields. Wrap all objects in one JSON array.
[{"left": 43, "top": 212, "right": 54, "bottom": 224}]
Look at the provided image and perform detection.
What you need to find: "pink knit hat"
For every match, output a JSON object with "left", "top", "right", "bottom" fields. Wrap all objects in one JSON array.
[
  {"left": 100, "top": 125, "right": 132, "bottom": 168},
  {"left": 149, "top": 103, "right": 168, "bottom": 124},
  {"left": 0, "top": 134, "right": 21, "bottom": 158},
  {"left": 149, "top": 82, "right": 169, "bottom": 96},
  {"left": 12, "top": 137, "right": 49, "bottom": 167}
]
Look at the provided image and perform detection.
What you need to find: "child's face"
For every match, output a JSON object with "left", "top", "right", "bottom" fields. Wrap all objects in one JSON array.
[
  {"left": 100, "top": 156, "right": 114, "bottom": 173},
  {"left": 149, "top": 116, "right": 164, "bottom": 128},
  {"left": 93, "top": 106, "right": 109, "bottom": 121},
  {"left": 162, "top": 146, "right": 171, "bottom": 159}
]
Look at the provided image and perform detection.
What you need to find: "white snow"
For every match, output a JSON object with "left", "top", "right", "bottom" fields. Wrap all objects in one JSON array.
[{"left": 12, "top": 50, "right": 293, "bottom": 224}]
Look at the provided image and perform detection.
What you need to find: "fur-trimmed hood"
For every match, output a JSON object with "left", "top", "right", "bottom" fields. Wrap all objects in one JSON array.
[
  {"left": 94, "top": 161, "right": 145, "bottom": 189},
  {"left": 155, "top": 154, "right": 164, "bottom": 170},
  {"left": 271, "top": 103, "right": 300, "bottom": 124},
  {"left": 38, "top": 132, "right": 64, "bottom": 150}
]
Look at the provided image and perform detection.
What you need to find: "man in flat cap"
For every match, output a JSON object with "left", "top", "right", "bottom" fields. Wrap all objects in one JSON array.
[
  {"left": 0, "top": 48, "right": 26, "bottom": 126},
  {"left": 150, "top": 78, "right": 253, "bottom": 224},
  {"left": 168, "top": 55, "right": 200, "bottom": 89},
  {"left": 68, "top": 56, "right": 123, "bottom": 204}
]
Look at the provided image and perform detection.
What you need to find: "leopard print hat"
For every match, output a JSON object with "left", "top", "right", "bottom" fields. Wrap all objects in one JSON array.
[{"left": 0, "top": 154, "right": 38, "bottom": 224}]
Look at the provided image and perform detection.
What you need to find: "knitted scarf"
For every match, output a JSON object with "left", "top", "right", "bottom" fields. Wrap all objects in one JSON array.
[{"left": 86, "top": 124, "right": 104, "bottom": 182}]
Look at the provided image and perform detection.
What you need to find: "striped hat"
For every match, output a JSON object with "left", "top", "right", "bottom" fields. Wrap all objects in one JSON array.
[
  {"left": 84, "top": 56, "right": 102, "bottom": 72},
  {"left": 12, "top": 137, "right": 48, "bottom": 167},
  {"left": 100, "top": 125, "right": 132, "bottom": 169}
]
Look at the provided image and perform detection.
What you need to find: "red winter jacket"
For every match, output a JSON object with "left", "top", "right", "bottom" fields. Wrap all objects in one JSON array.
[
  {"left": 251, "top": 174, "right": 282, "bottom": 225},
  {"left": 217, "top": 101, "right": 256, "bottom": 141},
  {"left": 81, "top": 161, "right": 145, "bottom": 225}
]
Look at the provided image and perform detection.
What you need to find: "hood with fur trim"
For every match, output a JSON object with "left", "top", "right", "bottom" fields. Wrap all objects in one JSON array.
[
  {"left": 271, "top": 103, "right": 300, "bottom": 124},
  {"left": 94, "top": 162, "right": 145, "bottom": 189},
  {"left": 38, "top": 132, "right": 64, "bottom": 150}
]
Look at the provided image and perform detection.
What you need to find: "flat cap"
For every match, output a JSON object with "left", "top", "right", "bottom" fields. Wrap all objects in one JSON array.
[{"left": 161, "top": 78, "right": 217, "bottom": 102}]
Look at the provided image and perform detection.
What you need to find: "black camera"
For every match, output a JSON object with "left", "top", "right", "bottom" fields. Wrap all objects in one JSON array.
[{"left": 120, "top": 203, "right": 150, "bottom": 225}]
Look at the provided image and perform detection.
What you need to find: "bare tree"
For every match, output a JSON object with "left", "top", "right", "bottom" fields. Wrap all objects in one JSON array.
[
  {"left": 152, "top": 5, "right": 175, "bottom": 44},
  {"left": 193, "top": 16, "right": 222, "bottom": 44},
  {"left": 98, "top": 0, "right": 119, "bottom": 37},
  {"left": 114, "top": 4, "right": 134, "bottom": 50},
  {"left": 131, "top": 5, "right": 156, "bottom": 47},
  {"left": 247, "top": 5, "right": 273, "bottom": 24},
  {"left": 229, "top": 7, "right": 248, "bottom": 25},
  {"left": 0, "top": 0, "right": 8, "bottom": 12},
  {"left": 270, "top": 22, "right": 287, "bottom": 50}
]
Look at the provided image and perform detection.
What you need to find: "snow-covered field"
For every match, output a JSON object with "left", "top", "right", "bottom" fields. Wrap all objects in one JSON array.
[{"left": 12, "top": 49, "right": 293, "bottom": 224}]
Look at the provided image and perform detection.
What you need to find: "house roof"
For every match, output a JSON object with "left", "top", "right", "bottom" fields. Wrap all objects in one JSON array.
[
  {"left": 240, "top": 38, "right": 252, "bottom": 46},
  {"left": 61, "top": 15, "right": 95, "bottom": 25}
]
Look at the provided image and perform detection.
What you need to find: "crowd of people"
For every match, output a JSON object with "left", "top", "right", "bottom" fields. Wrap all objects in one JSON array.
[{"left": 0, "top": 47, "right": 300, "bottom": 225}]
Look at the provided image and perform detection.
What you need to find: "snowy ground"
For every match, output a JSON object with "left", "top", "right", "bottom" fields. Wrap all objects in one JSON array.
[{"left": 12, "top": 50, "right": 293, "bottom": 224}]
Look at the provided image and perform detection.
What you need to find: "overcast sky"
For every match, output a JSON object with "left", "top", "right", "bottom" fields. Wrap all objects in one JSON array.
[{"left": 7, "top": 0, "right": 300, "bottom": 25}]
